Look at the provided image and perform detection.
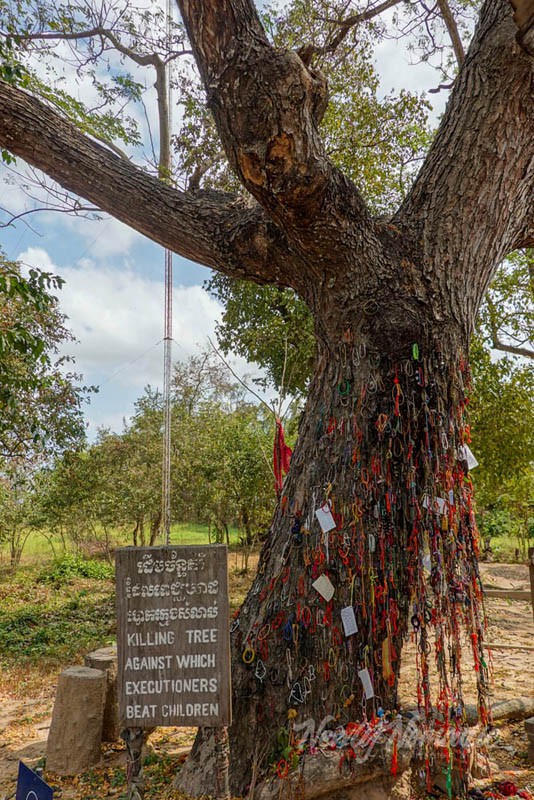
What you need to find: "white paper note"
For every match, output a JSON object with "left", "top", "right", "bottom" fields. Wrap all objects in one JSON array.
[
  {"left": 422, "top": 495, "right": 448, "bottom": 515},
  {"left": 459, "top": 444, "right": 479, "bottom": 470},
  {"left": 312, "top": 574, "right": 335, "bottom": 602},
  {"left": 341, "top": 606, "right": 358, "bottom": 636},
  {"left": 315, "top": 503, "right": 336, "bottom": 533},
  {"left": 358, "top": 668, "right": 374, "bottom": 700}
]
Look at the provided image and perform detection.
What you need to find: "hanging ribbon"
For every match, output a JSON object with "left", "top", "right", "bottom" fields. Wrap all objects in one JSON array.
[{"left": 274, "top": 418, "right": 292, "bottom": 494}]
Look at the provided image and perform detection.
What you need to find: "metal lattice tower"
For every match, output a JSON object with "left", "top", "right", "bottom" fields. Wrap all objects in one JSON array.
[
  {"left": 162, "top": 248, "right": 172, "bottom": 545},
  {"left": 162, "top": 0, "right": 173, "bottom": 546}
]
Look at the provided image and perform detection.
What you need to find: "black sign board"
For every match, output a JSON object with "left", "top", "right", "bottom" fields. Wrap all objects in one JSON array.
[{"left": 16, "top": 762, "right": 53, "bottom": 800}]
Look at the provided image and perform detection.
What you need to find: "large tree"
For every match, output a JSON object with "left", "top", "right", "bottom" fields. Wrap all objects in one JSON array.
[{"left": 1, "top": 0, "right": 534, "bottom": 795}]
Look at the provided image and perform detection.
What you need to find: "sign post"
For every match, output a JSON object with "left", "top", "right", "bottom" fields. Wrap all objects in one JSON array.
[
  {"left": 529, "top": 546, "right": 534, "bottom": 623},
  {"left": 115, "top": 545, "right": 232, "bottom": 798},
  {"left": 214, "top": 725, "right": 231, "bottom": 800}
]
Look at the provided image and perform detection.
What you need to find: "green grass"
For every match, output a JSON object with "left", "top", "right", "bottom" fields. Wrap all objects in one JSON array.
[
  {"left": 0, "top": 521, "right": 243, "bottom": 569},
  {"left": 0, "top": 531, "right": 65, "bottom": 563},
  {"left": 0, "top": 538, "right": 258, "bottom": 696},
  {"left": 0, "top": 567, "right": 116, "bottom": 693},
  {"left": 486, "top": 532, "right": 530, "bottom": 563},
  {"left": 0, "top": 522, "right": 252, "bottom": 693},
  {"left": 168, "top": 521, "right": 241, "bottom": 546}
]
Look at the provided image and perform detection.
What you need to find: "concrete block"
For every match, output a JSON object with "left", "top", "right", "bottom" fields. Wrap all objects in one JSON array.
[
  {"left": 84, "top": 646, "right": 119, "bottom": 742},
  {"left": 46, "top": 666, "right": 106, "bottom": 775}
]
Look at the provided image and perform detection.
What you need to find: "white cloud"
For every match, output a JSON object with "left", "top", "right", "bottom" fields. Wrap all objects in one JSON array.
[
  {"left": 62, "top": 215, "right": 146, "bottom": 259},
  {"left": 16, "top": 246, "right": 249, "bottom": 436},
  {"left": 18, "top": 246, "right": 222, "bottom": 384}
]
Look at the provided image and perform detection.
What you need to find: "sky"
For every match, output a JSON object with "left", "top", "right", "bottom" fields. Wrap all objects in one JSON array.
[{"left": 0, "top": 1, "right": 453, "bottom": 439}]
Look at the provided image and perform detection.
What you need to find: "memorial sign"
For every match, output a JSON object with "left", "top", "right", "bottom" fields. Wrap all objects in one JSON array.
[
  {"left": 16, "top": 762, "right": 53, "bottom": 800},
  {"left": 115, "top": 545, "right": 231, "bottom": 727}
]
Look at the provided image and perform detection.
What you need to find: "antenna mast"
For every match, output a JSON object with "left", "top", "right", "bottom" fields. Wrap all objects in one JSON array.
[{"left": 162, "top": 0, "right": 173, "bottom": 545}]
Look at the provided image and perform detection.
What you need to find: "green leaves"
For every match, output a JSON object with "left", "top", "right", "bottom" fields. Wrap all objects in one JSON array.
[
  {"left": 27, "top": 75, "right": 142, "bottom": 149},
  {"left": 478, "top": 249, "right": 534, "bottom": 359},
  {"left": 0, "top": 27, "right": 27, "bottom": 165},
  {"left": 0, "top": 577, "right": 115, "bottom": 669},
  {"left": 469, "top": 333, "right": 534, "bottom": 510},
  {"left": 207, "top": 276, "right": 315, "bottom": 397},
  {"left": 36, "top": 353, "right": 278, "bottom": 548},
  {"left": 1, "top": 147, "right": 16, "bottom": 164},
  {"left": 0, "top": 251, "right": 89, "bottom": 460},
  {"left": 37, "top": 553, "right": 114, "bottom": 585},
  {"left": 0, "top": 29, "right": 29, "bottom": 88}
]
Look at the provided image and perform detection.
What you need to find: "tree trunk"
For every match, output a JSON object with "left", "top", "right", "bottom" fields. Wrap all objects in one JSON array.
[
  {"left": 179, "top": 323, "right": 490, "bottom": 797},
  {"left": 9, "top": 527, "right": 29, "bottom": 571},
  {"left": 148, "top": 511, "right": 162, "bottom": 546},
  {"left": 139, "top": 517, "right": 146, "bottom": 547},
  {"left": 132, "top": 517, "right": 140, "bottom": 547},
  {"left": 241, "top": 507, "right": 254, "bottom": 547}
]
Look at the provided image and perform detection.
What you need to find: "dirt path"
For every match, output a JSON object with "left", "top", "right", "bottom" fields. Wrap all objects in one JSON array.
[{"left": 399, "top": 563, "right": 534, "bottom": 708}]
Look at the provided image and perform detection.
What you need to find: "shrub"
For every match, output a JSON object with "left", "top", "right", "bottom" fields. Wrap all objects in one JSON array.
[{"left": 37, "top": 553, "right": 113, "bottom": 585}]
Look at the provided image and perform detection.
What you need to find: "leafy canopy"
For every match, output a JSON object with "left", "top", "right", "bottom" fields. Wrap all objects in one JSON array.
[
  {"left": 36, "top": 353, "right": 278, "bottom": 547},
  {"left": 0, "top": 251, "right": 90, "bottom": 460}
]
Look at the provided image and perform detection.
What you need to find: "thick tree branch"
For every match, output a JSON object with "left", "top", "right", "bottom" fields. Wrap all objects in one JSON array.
[
  {"left": 397, "top": 0, "right": 534, "bottom": 325},
  {"left": 511, "top": 204, "right": 534, "bottom": 250},
  {"left": 509, "top": 0, "right": 534, "bottom": 54},
  {"left": 512, "top": 228, "right": 534, "bottom": 250},
  {"left": 0, "top": 80, "right": 300, "bottom": 290},
  {"left": 151, "top": 57, "right": 171, "bottom": 178},
  {"left": 176, "top": 0, "right": 378, "bottom": 275}
]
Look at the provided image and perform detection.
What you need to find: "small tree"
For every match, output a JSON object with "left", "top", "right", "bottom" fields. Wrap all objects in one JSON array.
[
  {"left": 0, "top": 252, "right": 88, "bottom": 460},
  {"left": 0, "top": 465, "right": 35, "bottom": 569},
  {"left": 0, "top": 252, "right": 89, "bottom": 567}
]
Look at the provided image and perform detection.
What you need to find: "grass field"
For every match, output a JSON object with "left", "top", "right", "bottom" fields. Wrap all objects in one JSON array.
[
  {"left": 2, "top": 521, "right": 526, "bottom": 570},
  {"left": 0, "top": 544, "right": 260, "bottom": 799},
  {"left": 0, "top": 522, "right": 243, "bottom": 570},
  {"left": 0, "top": 539, "right": 257, "bottom": 698}
]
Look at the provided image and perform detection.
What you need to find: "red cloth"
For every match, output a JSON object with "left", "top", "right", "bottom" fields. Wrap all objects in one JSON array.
[
  {"left": 273, "top": 419, "right": 292, "bottom": 493},
  {"left": 496, "top": 782, "right": 518, "bottom": 797}
]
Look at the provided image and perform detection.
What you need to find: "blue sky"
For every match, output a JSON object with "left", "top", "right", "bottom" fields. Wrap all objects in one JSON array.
[
  {"left": 1, "top": 210, "right": 227, "bottom": 435},
  {"left": 0, "top": 2, "right": 450, "bottom": 438}
]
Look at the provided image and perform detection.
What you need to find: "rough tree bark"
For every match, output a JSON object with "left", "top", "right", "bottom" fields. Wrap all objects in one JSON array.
[{"left": 0, "top": 0, "right": 533, "bottom": 796}]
